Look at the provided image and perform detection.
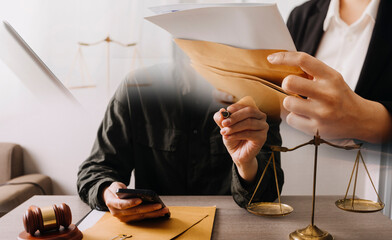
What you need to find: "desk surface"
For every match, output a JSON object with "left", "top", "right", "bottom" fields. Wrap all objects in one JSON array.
[{"left": 1, "top": 195, "right": 391, "bottom": 239}]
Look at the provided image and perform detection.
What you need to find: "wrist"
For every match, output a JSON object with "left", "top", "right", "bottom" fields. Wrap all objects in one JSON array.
[
  {"left": 235, "top": 158, "right": 258, "bottom": 183},
  {"left": 102, "top": 181, "right": 125, "bottom": 204},
  {"left": 352, "top": 98, "right": 392, "bottom": 143},
  {"left": 102, "top": 185, "right": 112, "bottom": 204}
]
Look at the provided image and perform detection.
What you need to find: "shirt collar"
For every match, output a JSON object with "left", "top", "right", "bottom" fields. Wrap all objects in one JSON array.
[
  {"left": 323, "top": 0, "right": 380, "bottom": 31},
  {"left": 365, "top": 0, "right": 380, "bottom": 21}
]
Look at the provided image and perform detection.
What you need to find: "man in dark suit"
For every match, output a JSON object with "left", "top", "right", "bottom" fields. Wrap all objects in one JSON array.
[
  {"left": 78, "top": 63, "right": 281, "bottom": 222},
  {"left": 267, "top": 0, "right": 392, "bottom": 143}
]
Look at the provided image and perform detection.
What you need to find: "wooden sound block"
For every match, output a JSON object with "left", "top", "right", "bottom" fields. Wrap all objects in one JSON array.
[{"left": 18, "top": 224, "right": 82, "bottom": 240}]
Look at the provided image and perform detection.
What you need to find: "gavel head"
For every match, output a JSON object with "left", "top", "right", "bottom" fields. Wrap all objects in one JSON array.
[{"left": 23, "top": 203, "right": 72, "bottom": 236}]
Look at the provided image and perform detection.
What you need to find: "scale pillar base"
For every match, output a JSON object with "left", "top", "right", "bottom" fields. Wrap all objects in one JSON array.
[{"left": 289, "top": 224, "right": 333, "bottom": 240}]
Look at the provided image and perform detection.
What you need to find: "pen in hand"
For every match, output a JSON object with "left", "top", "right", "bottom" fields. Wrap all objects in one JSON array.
[{"left": 221, "top": 110, "right": 231, "bottom": 119}]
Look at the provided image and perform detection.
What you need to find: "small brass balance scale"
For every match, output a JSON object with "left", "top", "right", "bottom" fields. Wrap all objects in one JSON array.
[{"left": 246, "top": 131, "right": 385, "bottom": 240}]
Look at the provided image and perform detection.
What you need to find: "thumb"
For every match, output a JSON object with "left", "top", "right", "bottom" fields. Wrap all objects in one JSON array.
[{"left": 109, "top": 182, "right": 127, "bottom": 195}]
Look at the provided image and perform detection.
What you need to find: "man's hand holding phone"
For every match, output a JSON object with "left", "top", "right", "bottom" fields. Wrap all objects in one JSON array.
[{"left": 102, "top": 182, "right": 170, "bottom": 222}]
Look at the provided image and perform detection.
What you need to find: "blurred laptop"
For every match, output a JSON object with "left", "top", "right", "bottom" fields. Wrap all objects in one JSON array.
[{"left": 0, "top": 21, "right": 79, "bottom": 105}]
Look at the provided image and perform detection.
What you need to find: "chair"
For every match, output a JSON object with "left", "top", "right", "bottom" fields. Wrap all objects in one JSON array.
[{"left": 0, "top": 143, "right": 52, "bottom": 217}]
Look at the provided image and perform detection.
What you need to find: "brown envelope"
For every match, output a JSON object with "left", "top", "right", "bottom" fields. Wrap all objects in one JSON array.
[
  {"left": 82, "top": 206, "right": 216, "bottom": 240},
  {"left": 175, "top": 38, "right": 306, "bottom": 120},
  {"left": 174, "top": 206, "right": 216, "bottom": 240},
  {"left": 192, "top": 63, "right": 285, "bottom": 119},
  {"left": 175, "top": 38, "right": 306, "bottom": 86}
]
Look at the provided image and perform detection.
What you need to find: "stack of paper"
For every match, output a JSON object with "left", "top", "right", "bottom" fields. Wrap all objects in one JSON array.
[{"left": 146, "top": 4, "right": 305, "bottom": 120}]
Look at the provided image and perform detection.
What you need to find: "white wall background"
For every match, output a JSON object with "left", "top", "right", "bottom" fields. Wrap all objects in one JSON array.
[
  {"left": 0, "top": 0, "right": 179, "bottom": 194},
  {"left": 0, "top": 0, "right": 385, "bottom": 204}
]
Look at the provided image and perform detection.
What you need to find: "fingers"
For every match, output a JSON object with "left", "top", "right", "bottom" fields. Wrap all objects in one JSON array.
[
  {"left": 283, "top": 96, "right": 319, "bottom": 118},
  {"left": 267, "top": 51, "right": 334, "bottom": 79},
  {"left": 103, "top": 182, "right": 170, "bottom": 222},
  {"left": 104, "top": 182, "right": 141, "bottom": 210},
  {"left": 213, "top": 108, "right": 226, "bottom": 129},
  {"left": 122, "top": 207, "right": 170, "bottom": 222},
  {"left": 119, "top": 203, "right": 162, "bottom": 215},
  {"left": 222, "top": 129, "right": 268, "bottom": 142},
  {"left": 224, "top": 105, "right": 266, "bottom": 128},
  {"left": 113, "top": 205, "right": 170, "bottom": 223},
  {"left": 285, "top": 112, "right": 317, "bottom": 136},
  {"left": 220, "top": 116, "right": 268, "bottom": 136},
  {"left": 214, "top": 96, "right": 267, "bottom": 144},
  {"left": 107, "top": 196, "right": 169, "bottom": 222},
  {"left": 219, "top": 105, "right": 268, "bottom": 143},
  {"left": 104, "top": 183, "right": 143, "bottom": 212},
  {"left": 282, "top": 75, "right": 318, "bottom": 98},
  {"left": 214, "top": 101, "right": 266, "bottom": 132},
  {"left": 106, "top": 195, "right": 143, "bottom": 210}
]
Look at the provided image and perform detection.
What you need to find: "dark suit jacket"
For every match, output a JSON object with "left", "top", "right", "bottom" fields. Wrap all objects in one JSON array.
[{"left": 286, "top": 0, "right": 392, "bottom": 115}]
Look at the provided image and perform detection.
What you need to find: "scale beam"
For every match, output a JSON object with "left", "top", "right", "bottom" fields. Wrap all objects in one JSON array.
[{"left": 72, "top": 35, "right": 137, "bottom": 95}]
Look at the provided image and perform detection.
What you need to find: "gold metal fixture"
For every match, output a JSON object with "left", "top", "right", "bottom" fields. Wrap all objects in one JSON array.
[
  {"left": 247, "top": 131, "right": 384, "bottom": 240},
  {"left": 335, "top": 150, "right": 384, "bottom": 212},
  {"left": 67, "top": 36, "right": 138, "bottom": 95},
  {"left": 246, "top": 151, "right": 293, "bottom": 216},
  {"left": 110, "top": 234, "right": 133, "bottom": 240}
]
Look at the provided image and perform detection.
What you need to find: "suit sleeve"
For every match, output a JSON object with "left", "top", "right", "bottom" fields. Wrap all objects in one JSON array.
[
  {"left": 77, "top": 81, "right": 134, "bottom": 210},
  {"left": 231, "top": 120, "right": 284, "bottom": 208}
]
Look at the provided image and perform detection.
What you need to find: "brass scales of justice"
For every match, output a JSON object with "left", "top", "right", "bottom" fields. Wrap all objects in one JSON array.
[
  {"left": 246, "top": 131, "right": 385, "bottom": 240},
  {"left": 67, "top": 36, "right": 138, "bottom": 96}
]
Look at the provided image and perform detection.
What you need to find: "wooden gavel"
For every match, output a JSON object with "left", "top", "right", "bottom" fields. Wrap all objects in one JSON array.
[{"left": 23, "top": 203, "right": 72, "bottom": 235}]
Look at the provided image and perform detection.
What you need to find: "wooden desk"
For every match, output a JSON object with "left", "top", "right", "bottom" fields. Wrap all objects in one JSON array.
[{"left": 0, "top": 195, "right": 391, "bottom": 239}]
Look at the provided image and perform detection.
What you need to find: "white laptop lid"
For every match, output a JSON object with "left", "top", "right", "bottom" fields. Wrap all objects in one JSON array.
[{"left": 0, "top": 21, "right": 79, "bottom": 106}]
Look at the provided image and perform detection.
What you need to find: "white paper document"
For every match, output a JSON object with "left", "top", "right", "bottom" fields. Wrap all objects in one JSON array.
[
  {"left": 145, "top": 3, "right": 296, "bottom": 51},
  {"left": 77, "top": 209, "right": 106, "bottom": 231}
]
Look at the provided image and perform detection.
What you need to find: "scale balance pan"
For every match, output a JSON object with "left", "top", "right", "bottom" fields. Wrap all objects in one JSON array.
[
  {"left": 247, "top": 202, "right": 293, "bottom": 216},
  {"left": 335, "top": 199, "right": 384, "bottom": 213}
]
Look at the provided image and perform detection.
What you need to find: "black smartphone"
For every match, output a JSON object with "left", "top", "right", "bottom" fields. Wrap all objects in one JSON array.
[
  {"left": 116, "top": 188, "right": 165, "bottom": 206},
  {"left": 116, "top": 188, "right": 170, "bottom": 218}
]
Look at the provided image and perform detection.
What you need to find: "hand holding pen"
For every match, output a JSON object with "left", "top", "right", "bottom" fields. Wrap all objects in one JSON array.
[{"left": 214, "top": 96, "right": 269, "bottom": 183}]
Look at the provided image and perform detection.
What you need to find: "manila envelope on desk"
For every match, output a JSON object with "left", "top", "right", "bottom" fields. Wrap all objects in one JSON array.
[
  {"left": 82, "top": 206, "right": 216, "bottom": 240},
  {"left": 175, "top": 38, "right": 307, "bottom": 121}
]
